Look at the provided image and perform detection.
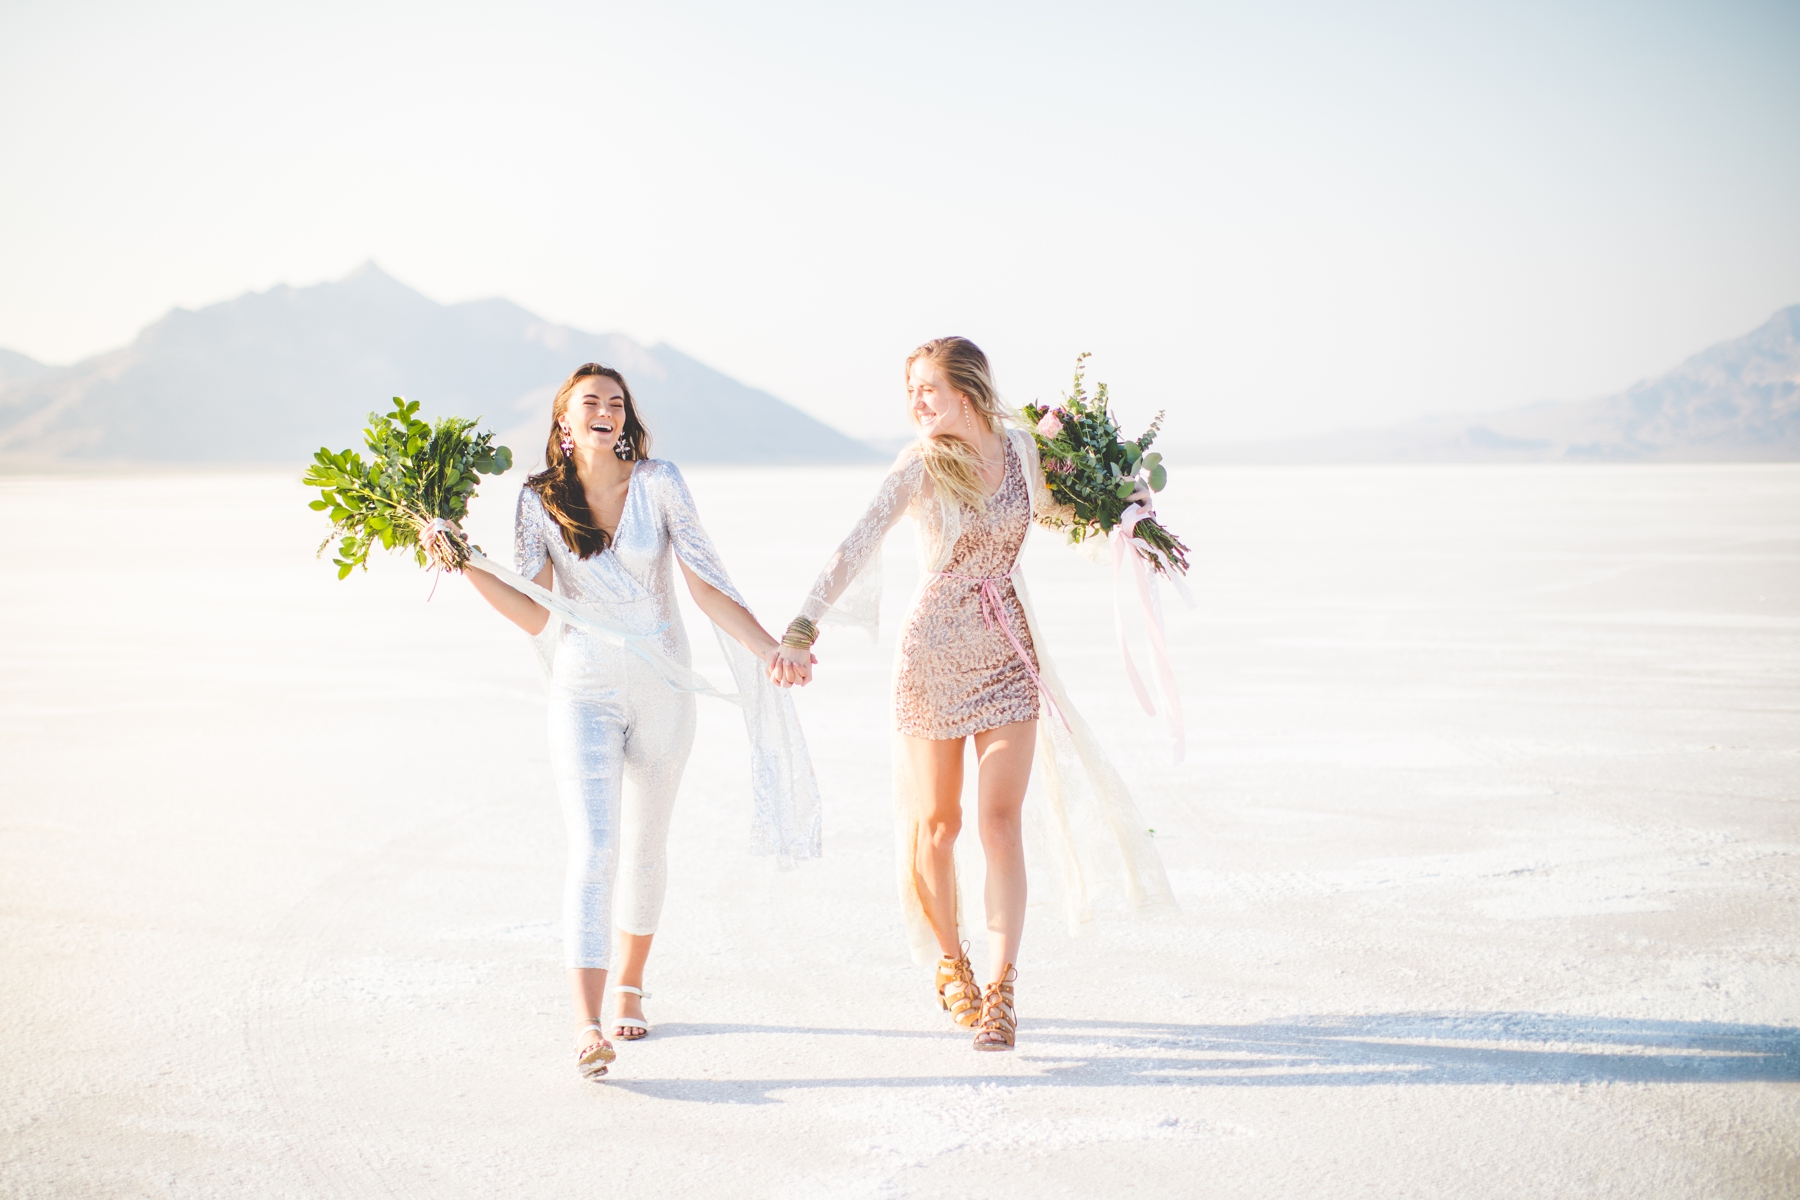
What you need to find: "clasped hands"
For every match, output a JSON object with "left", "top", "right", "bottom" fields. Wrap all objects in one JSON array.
[{"left": 766, "top": 643, "right": 815, "bottom": 688}]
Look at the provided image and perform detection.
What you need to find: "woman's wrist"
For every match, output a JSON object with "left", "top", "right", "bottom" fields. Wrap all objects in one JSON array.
[
  {"left": 733, "top": 625, "right": 777, "bottom": 664},
  {"left": 781, "top": 615, "right": 820, "bottom": 652}
]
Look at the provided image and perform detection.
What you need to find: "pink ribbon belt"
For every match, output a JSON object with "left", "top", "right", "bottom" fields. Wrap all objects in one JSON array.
[{"left": 932, "top": 571, "right": 1069, "bottom": 732}]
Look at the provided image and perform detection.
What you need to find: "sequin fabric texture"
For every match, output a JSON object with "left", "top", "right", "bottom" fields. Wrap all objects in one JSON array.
[
  {"left": 797, "top": 438, "right": 1041, "bottom": 740},
  {"left": 894, "top": 439, "right": 1040, "bottom": 739}
]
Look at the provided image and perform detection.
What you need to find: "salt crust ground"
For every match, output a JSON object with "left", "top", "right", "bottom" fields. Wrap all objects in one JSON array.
[{"left": 1, "top": 463, "right": 1796, "bottom": 1199}]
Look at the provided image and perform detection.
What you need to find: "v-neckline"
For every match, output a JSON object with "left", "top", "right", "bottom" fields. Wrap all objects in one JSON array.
[
  {"left": 597, "top": 460, "right": 640, "bottom": 553},
  {"left": 976, "top": 437, "right": 1015, "bottom": 502}
]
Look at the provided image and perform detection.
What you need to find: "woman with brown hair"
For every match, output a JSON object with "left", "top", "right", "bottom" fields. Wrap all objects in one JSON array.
[
  {"left": 464, "top": 363, "right": 819, "bottom": 1081},
  {"left": 772, "top": 337, "right": 1171, "bottom": 1051}
]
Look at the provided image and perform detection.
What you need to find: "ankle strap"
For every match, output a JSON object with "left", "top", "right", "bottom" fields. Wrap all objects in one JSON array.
[{"left": 612, "top": 985, "right": 649, "bottom": 998}]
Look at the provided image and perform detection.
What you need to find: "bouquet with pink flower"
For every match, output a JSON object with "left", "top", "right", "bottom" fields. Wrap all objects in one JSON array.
[{"left": 1022, "top": 354, "right": 1190, "bottom": 575}]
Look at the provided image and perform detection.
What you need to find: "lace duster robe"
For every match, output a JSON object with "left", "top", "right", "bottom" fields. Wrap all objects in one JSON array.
[{"left": 799, "top": 427, "right": 1175, "bottom": 961}]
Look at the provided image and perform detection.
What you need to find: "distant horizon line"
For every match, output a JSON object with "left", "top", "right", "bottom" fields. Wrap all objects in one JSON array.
[{"left": 2, "top": 263, "right": 1793, "bottom": 451}]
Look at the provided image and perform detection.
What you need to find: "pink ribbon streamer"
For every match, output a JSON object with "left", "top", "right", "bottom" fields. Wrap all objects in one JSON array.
[
  {"left": 934, "top": 572, "right": 1071, "bottom": 733},
  {"left": 1113, "top": 502, "right": 1186, "bottom": 763}
]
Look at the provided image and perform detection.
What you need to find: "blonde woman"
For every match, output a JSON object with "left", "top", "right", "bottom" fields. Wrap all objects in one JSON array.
[
  {"left": 773, "top": 337, "right": 1171, "bottom": 1051},
  {"left": 465, "top": 363, "right": 818, "bottom": 1081}
]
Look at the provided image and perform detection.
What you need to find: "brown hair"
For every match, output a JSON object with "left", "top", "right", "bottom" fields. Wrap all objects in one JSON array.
[
  {"left": 906, "top": 337, "right": 1008, "bottom": 511},
  {"left": 526, "top": 363, "right": 652, "bottom": 558}
]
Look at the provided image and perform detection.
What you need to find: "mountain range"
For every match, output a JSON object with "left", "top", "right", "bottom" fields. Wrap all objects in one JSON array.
[
  {"left": 0, "top": 263, "right": 883, "bottom": 468},
  {"left": 4, "top": 269, "right": 1794, "bottom": 468},
  {"left": 1196, "top": 304, "right": 1800, "bottom": 463},
  {"left": 0, "top": 347, "right": 51, "bottom": 391}
]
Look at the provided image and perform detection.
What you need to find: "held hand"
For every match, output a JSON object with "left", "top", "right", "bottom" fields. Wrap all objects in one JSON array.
[
  {"left": 759, "top": 645, "right": 807, "bottom": 687},
  {"left": 421, "top": 516, "right": 467, "bottom": 573},
  {"left": 772, "top": 643, "right": 816, "bottom": 687}
]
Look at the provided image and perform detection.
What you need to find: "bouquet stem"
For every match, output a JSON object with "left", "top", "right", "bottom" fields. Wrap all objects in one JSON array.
[
  {"left": 1129, "top": 515, "right": 1190, "bottom": 575},
  {"left": 414, "top": 514, "right": 472, "bottom": 573}
]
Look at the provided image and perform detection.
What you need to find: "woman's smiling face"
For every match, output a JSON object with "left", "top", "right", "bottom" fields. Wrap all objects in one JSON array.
[
  {"left": 908, "top": 356, "right": 967, "bottom": 439},
  {"left": 562, "top": 375, "right": 628, "bottom": 454}
]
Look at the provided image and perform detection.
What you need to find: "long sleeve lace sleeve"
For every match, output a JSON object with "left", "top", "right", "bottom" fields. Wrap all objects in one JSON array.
[
  {"left": 514, "top": 486, "right": 552, "bottom": 578},
  {"left": 797, "top": 446, "right": 925, "bottom": 637},
  {"left": 1009, "top": 428, "right": 1077, "bottom": 531},
  {"left": 652, "top": 459, "right": 822, "bottom": 865},
  {"left": 656, "top": 461, "right": 750, "bottom": 609}
]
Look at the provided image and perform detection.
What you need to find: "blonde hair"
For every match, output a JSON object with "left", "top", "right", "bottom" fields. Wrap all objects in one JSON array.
[
  {"left": 906, "top": 337, "right": 1008, "bottom": 511},
  {"left": 526, "top": 363, "right": 651, "bottom": 558}
]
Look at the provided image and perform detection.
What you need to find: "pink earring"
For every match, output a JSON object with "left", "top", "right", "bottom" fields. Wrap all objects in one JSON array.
[{"left": 559, "top": 423, "right": 575, "bottom": 456}]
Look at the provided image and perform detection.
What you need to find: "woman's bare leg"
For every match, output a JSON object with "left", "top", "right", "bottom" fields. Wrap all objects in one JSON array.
[
  {"left": 613, "top": 932, "right": 653, "bottom": 1026},
  {"left": 569, "top": 967, "right": 608, "bottom": 1051},
  {"left": 903, "top": 733, "right": 968, "bottom": 959},
  {"left": 971, "top": 720, "right": 1036, "bottom": 979}
]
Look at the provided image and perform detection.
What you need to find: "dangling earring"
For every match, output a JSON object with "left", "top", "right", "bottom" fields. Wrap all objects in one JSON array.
[
  {"left": 558, "top": 423, "right": 575, "bottom": 456},
  {"left": 963, "top": 400, "right": 976, "bottom": 435},
  {"left": 613, "top": 429, "right": 635, "bottom": 461}
]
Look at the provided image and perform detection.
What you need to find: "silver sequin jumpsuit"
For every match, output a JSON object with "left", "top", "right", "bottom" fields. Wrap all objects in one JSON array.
[{"left": 515, "top": 460, "right": 745, "bottom": 969}]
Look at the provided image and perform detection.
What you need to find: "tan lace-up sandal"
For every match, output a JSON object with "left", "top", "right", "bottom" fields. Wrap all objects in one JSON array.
[
  {"left": 935, "top": 942, "right": 981, "bottom": 1028},
  {"left": 972, "top": 965, "right": 1017, "bottom": 1051},
  {"left": 575, "top": 1020, "right": 616, "bottom": 1081}
]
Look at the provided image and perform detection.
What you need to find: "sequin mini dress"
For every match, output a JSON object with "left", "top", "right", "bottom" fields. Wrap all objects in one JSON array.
[
  {"left": 796, "top": 426, "right": 1174, "bottom": 962},
  {"left": 894, "top": 440, "right": 1040, "bottom": 739}
]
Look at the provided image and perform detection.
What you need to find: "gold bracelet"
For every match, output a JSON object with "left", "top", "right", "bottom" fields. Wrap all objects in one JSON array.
[{"left": 781, "top": 616, "right": 819, "bottom": 649}]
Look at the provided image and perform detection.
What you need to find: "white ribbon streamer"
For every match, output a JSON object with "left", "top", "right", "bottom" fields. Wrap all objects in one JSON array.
[{"left": 466, "top": 552, "right": 744, "bottom": 707}]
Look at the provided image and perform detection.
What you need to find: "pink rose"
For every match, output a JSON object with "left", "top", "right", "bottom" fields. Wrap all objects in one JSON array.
[{"left": 1035, "top": 410, "right": 1064, "bottom": 438}]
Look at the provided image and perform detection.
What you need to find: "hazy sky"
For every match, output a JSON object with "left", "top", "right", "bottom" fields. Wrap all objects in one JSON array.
[{"left": 2, "top": 0, "right": 1796, "bottom": 442}]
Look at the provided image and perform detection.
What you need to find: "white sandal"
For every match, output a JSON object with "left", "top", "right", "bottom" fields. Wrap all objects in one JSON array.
[
  {"left": 575, "top": 1019, "right": 616, "bottom": 1080},
  {"left": 611, "top": 985, "right": 651, "bottom": 1041}
]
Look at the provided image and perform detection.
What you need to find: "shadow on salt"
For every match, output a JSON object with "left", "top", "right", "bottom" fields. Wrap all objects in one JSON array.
[{"left": 605, "top": 1012, "right": 1800, "bottom": 1104}]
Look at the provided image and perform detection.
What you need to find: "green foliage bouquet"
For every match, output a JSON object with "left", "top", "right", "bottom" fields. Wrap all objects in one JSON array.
[
  {"left": 303, "top": 397, "right": 513, "bottom": 578},
  {"left": 1021, "top": 354, "right": 1191, "bottom": 575}
]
